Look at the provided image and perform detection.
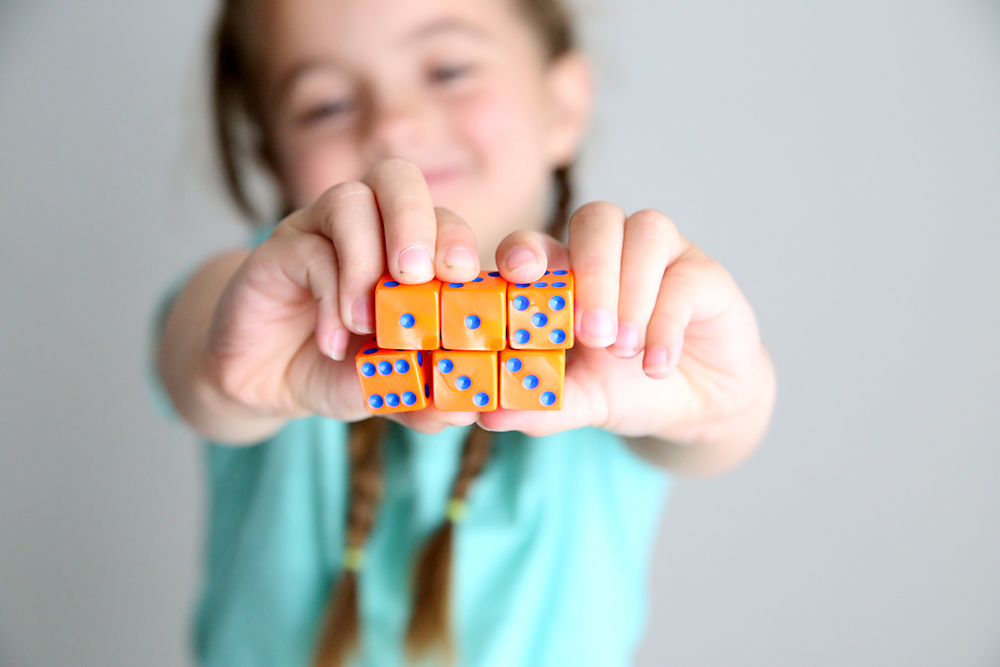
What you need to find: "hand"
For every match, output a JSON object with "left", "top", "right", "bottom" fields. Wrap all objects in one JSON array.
[
  {"left": 479, "top": 202, "right": 773, "bottom": 456},
  {"left": 200, "top": 158, "right": 489, "bottom": 435}
]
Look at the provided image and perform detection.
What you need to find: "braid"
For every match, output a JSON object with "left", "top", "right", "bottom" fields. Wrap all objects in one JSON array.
[
  {"left": 405, "top": 426, "right": 493, "bottom": 662},
  {"left": 314, "top": 418, "right": 386, "bottom": 667}
]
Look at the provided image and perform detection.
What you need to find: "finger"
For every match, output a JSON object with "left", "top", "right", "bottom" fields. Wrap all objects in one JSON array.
[
  {"left": 302, "top": 181, "right": 385, "bottom": 336},
  {"left": 568, "top": 201, "right": 626, "bottom": 348},
  {"left": 256, "top": 230, "right": 349, "bottom": 361},
  {"left": 643, "top": 253, "right": 732, "bottom": 378},
  {"left": 609, "top": 210, "right": 687, "bottom": 359},
  {"left": 296, "top": 339, "right": 365, "bottom": 420},
  {"left": 362, "top": 158, "right": 437, "bottom": 284},
  {"left": 434, "top": 207, "right": 481, "bottom": 283},
  {"left": 494, "top": 230, "right": 570, "bottom": 284}
]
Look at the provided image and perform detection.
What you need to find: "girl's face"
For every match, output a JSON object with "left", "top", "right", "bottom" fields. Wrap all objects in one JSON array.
[{"left": 260, "top": 0, "right": 590, "bottom": 263}]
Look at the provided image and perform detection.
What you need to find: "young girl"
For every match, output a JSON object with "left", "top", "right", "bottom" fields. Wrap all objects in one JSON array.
[{"left": 156, "top": 0, "right": 776, "bottom": 664}]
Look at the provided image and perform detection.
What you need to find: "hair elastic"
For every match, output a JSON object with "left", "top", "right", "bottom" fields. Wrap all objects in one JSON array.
[
  {"left": 343, "top": 546, "right": 366, "bottom": 572},
  {"left": 446, "top": 498, "right": 468, "bottom": 523}
]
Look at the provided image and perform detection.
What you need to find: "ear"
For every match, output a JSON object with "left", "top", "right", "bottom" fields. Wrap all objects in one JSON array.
[{"left": 543, "top": 51, "right": 593, "bottom": 167}]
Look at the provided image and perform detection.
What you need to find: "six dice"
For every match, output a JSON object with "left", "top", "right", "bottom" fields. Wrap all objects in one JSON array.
[{"left": 365, "top": 269, "right": 574, "bottom": 413}]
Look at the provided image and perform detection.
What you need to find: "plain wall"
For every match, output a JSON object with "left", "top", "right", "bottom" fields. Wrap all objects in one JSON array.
[{"left": 1, "top": 1, "right": 998, "bottom": 665}]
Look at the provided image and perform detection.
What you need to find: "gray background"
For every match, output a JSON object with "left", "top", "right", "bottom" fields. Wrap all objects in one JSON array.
[{"left": 1, "top": 0, "right": 998, "bottom": 665}]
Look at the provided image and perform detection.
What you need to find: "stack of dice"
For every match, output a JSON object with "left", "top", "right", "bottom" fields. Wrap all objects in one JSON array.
[{"left": 355, "top": 270, "right": 574, "bottom": 414}]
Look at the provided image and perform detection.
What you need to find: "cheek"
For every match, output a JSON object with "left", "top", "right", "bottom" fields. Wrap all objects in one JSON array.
[
  {"left": 279, "top": 136, "right": 365, "bottom": 209},
  {"left": 455, "top": 89, "right": 551, "bottom": 201}
]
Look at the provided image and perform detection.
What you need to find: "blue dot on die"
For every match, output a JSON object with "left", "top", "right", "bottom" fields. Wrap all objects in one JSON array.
[
  {"left": 514, "top": 329, "right": 531, "bottom": 345},
  {"left": 449, "top": 282, "right": 464, "bottom": 288},
  {"left": 473, "top": 392, "right": 489, "bottom": 407},
  {"left": 384, "top": 280, "right": 400, "bottom": 287},
  {"left": 466, "top": 314, "right": 481, "bottom": 329},
  {"left": 368, "top": 394, "right": 384, "bottom": 409},
  {"left": 361, "top": 362, "right": 376, "bottom": 377},
  {"left": 549, "top": 295, "right": 566, "bottom": 311},
  {"left": 386, "top": 393, "right": 400, "bottom": 408},
  {"left": 523, "top": 374, "right": 539, "bottom": 390},
  {"left": 549, "top": 329, "right": 567, "bottom": 345},
  {"left": 424, "top": 383, "right": 430, "bottom": 398},
  {"left": 417, "top": 351, "right": 423, "bottom": 366},
  {"left": 488, "top": 271, "right": 500, "bottom": 277},
  {"left": 552, "top": 282, "right": 567, "bottom": 288},
  {"left": 513, "top": 295, "right": 529, "bottom": 311},
  {"left": 506, "top": 357, "right": 522, "bottom": 373},
  {"left": 544, "top": 270, "right": 551, "bottom": 275},
  {"left": 515, "top": 283, "right": 530, "bottom": 288},
  {"left": 437, "top": 358, "right": 454, "bottom": 374},
  {"left": 553, "top": 270, "right": 568, "bottom": 275},
  {"left": 540, "top": 391, "right": 556, "bottom": 406},
  {"left": 378, "top": 361, "right": 393, "bottom": 375},
  {"left": 363, "top": 347, "right": 378, "bottom": 355},
  {"left": 402, "top": 391, "right": 417, "bottom": 406},
  {"left": 532, "top": 312, "right": 548, "bottom": 328},
  {"left": 533, "top": 282, "right": 548, "bottom": 288},
  {"left": 400, "top": 313, "right": 416, "bottom": 328},
  {"left": 456, "top": 375, "right": 472, "bottom": 391},
  {"left": 472, "top": 277, "right": 484, "bottom": 283},
  {"left": 395, "top": 359, "right": 410, "bottom": 374}
]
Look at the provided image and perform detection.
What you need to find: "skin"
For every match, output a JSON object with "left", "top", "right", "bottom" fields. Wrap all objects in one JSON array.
[{"left": 159, "top": 0, "right": 776, "bottom": 476}]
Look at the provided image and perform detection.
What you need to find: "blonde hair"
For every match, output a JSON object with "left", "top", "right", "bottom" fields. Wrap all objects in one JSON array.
[{"left": 208, "top": 1, "right": 578, "bottom": 663}]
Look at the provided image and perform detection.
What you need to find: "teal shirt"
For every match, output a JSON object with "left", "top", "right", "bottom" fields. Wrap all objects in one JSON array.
[
  {"left": 194, "top": 421, "right": 669, "bottom": 667},
  {"left": 153, "top": 226, "right": 672, "bottom": 666}
]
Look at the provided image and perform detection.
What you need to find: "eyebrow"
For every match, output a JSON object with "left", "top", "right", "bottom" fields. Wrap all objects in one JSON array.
[{"left": 401, "top": 18, "right": 491, "bottom": 45}]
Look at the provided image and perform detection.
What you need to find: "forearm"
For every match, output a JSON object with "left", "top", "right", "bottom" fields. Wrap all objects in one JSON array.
[
  {"left": 157, "top": 250, "right": 289, "bottom": 444},
  {"left": 626, "top": 344, "right": 776, "bottom": 477}
]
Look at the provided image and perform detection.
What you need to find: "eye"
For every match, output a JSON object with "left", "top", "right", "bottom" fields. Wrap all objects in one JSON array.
[
  {"left": 298, "top": 99, "right": 352, "bottom": 126},
  {"left": 428, "top": 63, "right": 474, "bottom": 85}
]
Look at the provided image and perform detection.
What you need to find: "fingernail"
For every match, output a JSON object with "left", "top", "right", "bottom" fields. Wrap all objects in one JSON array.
[
  {"left": 329, "top": 329, "right": 350, "bottom": 361},
  {"left": 580, "top": 310, "right": 616, "bottom": 345},
  {"left": 351, "top": 299, "right": 374, "bottom": 333},
  {"left": 612, "top": 322, "right": 640, "bottom": 355},
  {"left": 397, "top": 245, "right": 434, "bottom": 279},
  {"left": 443, "top": 247, "right": 477, "bottom": 271},
  {"left": 505, "top": 246, "right": 539, "bottom": 271},
  {"left": 644, "top": 346, "right": 670, "bottom": 374}
]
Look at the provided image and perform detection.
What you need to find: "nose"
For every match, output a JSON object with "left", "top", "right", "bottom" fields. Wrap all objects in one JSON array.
[{"left": 363, "top": 91, "right": 434, "bottom": 162}]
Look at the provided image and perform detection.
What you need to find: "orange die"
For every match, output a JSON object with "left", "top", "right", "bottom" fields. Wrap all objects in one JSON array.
[
  {"left": 507, "top": 270, "right": 574, "bottom": 350},
  {"left": 375, "top": 274, "right": 442, "bottom": 350},
  {"left": 431, "top": 350, "right": 498, "bottom": 412},
  {"left": 441, "top": 271, "right": 507, "bottom": 351},
  {"left": 356, "top": 338, "right": 432, "bottom": 414},
  {"left": 499, "top": 349, "right": 565, "bottom": 410}
]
